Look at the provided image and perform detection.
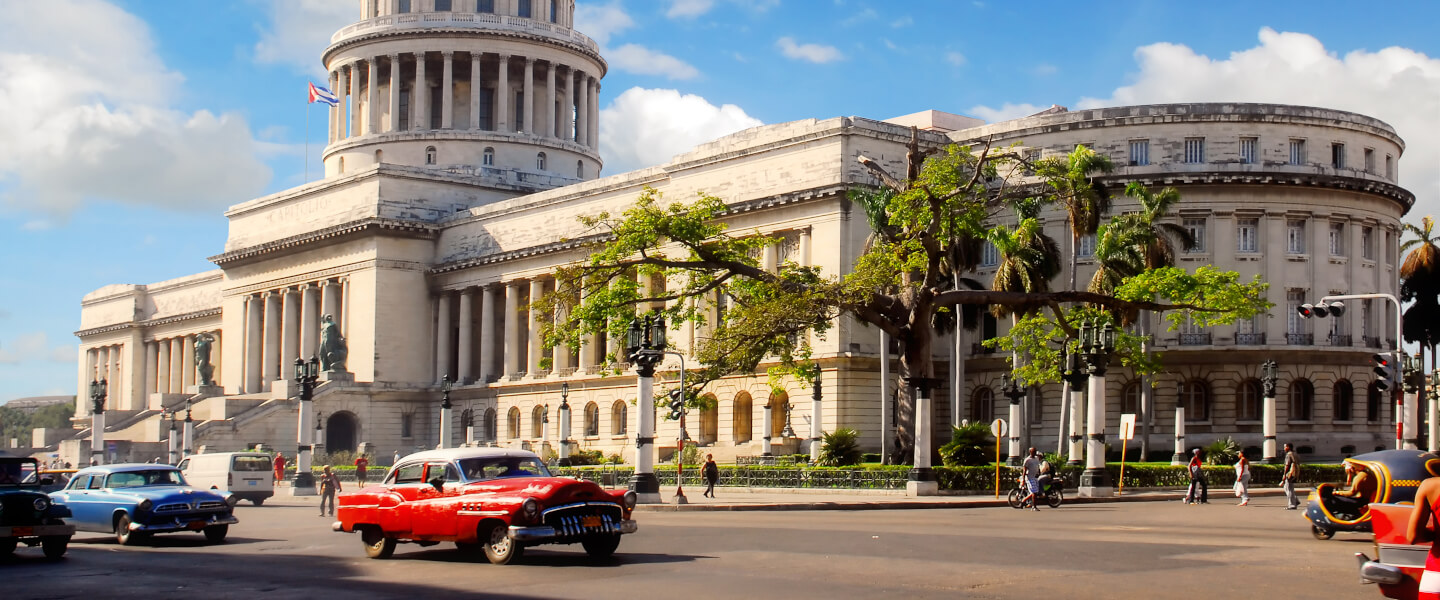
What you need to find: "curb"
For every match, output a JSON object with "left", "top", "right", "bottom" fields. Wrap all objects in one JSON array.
[{"left": 634, "top": 488, "right": 1295, "bottom": 512}]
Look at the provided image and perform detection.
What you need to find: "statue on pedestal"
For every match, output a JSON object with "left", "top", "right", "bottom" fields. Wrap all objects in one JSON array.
[
  {"left": 195, "top": 332, "right": 216, "bottom": 386},
  {"left": 319, "top": 314, "right": 348, "bottom": 372}
]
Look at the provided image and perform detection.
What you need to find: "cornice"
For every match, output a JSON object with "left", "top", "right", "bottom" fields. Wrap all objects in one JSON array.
[
  {"left": 75, "top": 308, "right": 221, "bottom": 339},
  {"left": 209, "top": 218, "right": 438, "bottom": 267}
]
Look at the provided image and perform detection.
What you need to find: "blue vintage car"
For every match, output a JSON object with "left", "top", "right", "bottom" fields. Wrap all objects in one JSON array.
[{"left": 50, "top": 464, "right": 238, "bottom": 545}]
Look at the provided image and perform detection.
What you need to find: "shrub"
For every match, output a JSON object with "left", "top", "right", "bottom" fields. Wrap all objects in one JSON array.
[
  {"left": 819, "top": 428, "right": 864, "bottom": 467},
  {"left": 939, "top": 422, "right": 995, "bottom": 467},
  {"left": 563, "top": 449, "right": 605, "bottom": 466},
  {"left": 1204, "top": 437, "right": 1241, "bottom": 466},
  {"left": 862, "top": 453, "right": 882, "bottom": 463}
]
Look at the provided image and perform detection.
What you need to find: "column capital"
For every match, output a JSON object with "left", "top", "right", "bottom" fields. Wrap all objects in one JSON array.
[
  {"left": 524, "top": 56, "right": 535, "bottom": 65},
  {"left": 497, "top": 53, "right": 511, "bottom": 61},
  {"left": 389, "top": 52, "right": 400, "bottom": 61},
  {"left": 441, "top": 50, "right": 454, "bottom": 59}
]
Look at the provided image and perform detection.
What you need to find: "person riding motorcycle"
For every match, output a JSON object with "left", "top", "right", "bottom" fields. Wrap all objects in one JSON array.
[{"left": 1332, "top": 461, "right": 1375, "bottom": 517}]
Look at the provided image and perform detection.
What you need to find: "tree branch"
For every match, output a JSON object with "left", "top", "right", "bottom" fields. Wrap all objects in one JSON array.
[{"left": 931, "top": 289, "right": 1231, "bottom": 314}]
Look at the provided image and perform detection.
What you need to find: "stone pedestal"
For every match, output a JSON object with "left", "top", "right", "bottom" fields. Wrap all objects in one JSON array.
[
  {"left": 630, "top": 472, "right": 662, "bottom": 505},
  {"left": 321, "top": 370, "right": 354, "bottom": 383},
  {"left": 187, "top": 385, "right": 224, "bottom": 399},
  {"left": 270, "top": 379, "right": 296, "bottom": 400},
  {"left": 905, "top": 467, "right": 938, "bottom": 496},
  {"left": 1078, "top": 469, "right": 1115, "bottom": 498}
]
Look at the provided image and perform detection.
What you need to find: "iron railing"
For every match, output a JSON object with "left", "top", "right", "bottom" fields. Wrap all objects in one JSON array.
[
  {"left": 1286, "top": 333, "right": 1314, "bottom": 345},
  {"left": 1178, "top": 333, "right": 1211, "bottom": 346},
  {"left": 1235, "top": 333, "right": 1266, "bottom": 345},
  {"left": 1329, "top": 334, "right": 1352, "bottom": 346}
]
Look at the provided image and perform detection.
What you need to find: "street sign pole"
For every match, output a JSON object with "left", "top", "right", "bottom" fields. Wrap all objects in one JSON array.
[
  {"left": 1119, "top": 414, "right": 1136, "bottom": 497},
  {"left": 992, "top": 418, "right": 1007, "bottom": 498}
]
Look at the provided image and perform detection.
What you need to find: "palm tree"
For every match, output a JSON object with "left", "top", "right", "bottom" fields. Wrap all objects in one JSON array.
[
  {"left": 988, "top": 197, "right": 1061, "bottom": 455},
  {"left": 1400, "top": 216, "right": 1440, "bottom": 374},
  {"left": 1035, "top": 145, "right": 1115, "bottom": 293}
]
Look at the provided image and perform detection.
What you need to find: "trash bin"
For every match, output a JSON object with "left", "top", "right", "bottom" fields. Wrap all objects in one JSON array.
[{"left": 602, "top": 472, "right": 616, "bottom": 487}]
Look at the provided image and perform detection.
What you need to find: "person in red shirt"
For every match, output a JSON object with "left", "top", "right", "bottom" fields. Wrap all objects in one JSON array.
[
  {"left": 354, "top": 455, "right": 369, "bottom": 486},
  {"left": 273, "top": 453, "right": 287, "bottom": 483}
]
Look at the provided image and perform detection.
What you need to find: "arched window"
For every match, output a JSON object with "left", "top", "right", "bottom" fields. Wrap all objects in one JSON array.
[
  {"left": 1121, "top": 381, "right": 1142, "bottom": 416},
  {"left": 482, "top": 147, "right": 494, "bottom": 166},
  {"left": 531, "top": 405, "right": 545, "bottom": 438},
  {"left": 768, "top": 391, "right": 789, "bottom": 439},
  {"left": 611, "top": 400, "right": 628, "bottom": 436},
  {"left": 577, "top": 160, "right": 584, "bottom": 178},
  {"left": 699, "top": 394, "right": 719, "bottom": 445},
  {"left": 1237, "top": 379, "right": 1262, "bottom": 421},
  {"left": 425, "top": 146, "right": 437, "bottom": 165},
  {"left": 434, "top": 0, "right": 452, "bottom": 11},
  {"left": 732, "top": 392, "right": 753, "bottom": 443},
  {"left": 970, "top": 387, "right": 993, "bottom": 424},
  {"left": 1334, "top": 380, "right": 1354, "bottom": 421},
  {"left": 483, "top": 408, "right": 497, "bottom": 441},
  {"left": 374, "top": 149, "right": 383, "bottom": 164},
  {"left": 517, "top": 0, "right": 532, "bottom": 18},
  {"left": 536, "top": 151, "right": 547, "bottom": 170},
  {"left": 1367, "top": 382, "right": 1382, "bottom": 422},
  {"left": 1181, "top": 379, "right": 1211, "bottom": 422},
  {"left": 1290, "top": 378, "right": 1315, "bottom": 422},
  {"left": 584, "top": 402, "right": 599, "bottom": 436},
  {"left": 477, "top": 0, "right": 494, "bottom": 13},
  {"left": 507, "top": 407, "right": 520, "bottom": 439},
  {"left": 398, "top": 0, "right": 412, "bottom": 13}
]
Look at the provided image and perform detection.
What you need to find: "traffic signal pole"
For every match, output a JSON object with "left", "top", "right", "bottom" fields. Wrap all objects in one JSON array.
[
  {"left": 665, "top": 350, "right": 688, "bottom": 505},
  {"left": 1314, "top": 293, "right": 1405, "bottom": 449}
]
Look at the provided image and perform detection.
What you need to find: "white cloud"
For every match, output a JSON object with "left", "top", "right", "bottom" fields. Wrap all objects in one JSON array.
[
  {"left": 667, "top": 0, "right": 715, "bottom": 19},
  {"left": 891, "top": 16, "right": 914, "bottom": 28},
  {"left": 0, "top": 0, "right": 271, "bottom": 217},
  {"left": 0, "top": 332, "right": 74, "bottom": 365},
  {"left": 776, "top": 37, "right": 845, "bottom": 64},
  {"left": 1075, "top": 28, "right": 1440, "bottom": 217},
  {"left": 252, "top": 0, "right": 356, "bottom": 78},
  {"left": 607, "top": 44, "right": 701, "bottom": 80},
  {"left": 1033, "top": 63, "right": 1058, "bottom": 76},
  {"left": 945, "top": 52, "right": 967, "bottom": 67},
  {"left": 840, "top": 8, "right": 877, "bottom": 27},
  {"left": 575, "top": 1, "right": 635, "bottom": 47},
  {"left": 599, "top": 87, "right": 763, "bottom": 175}
]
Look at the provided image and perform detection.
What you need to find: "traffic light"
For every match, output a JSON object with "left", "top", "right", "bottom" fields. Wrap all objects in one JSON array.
[
  {"left": 667, "top": 389, "right": 685, "bottom": 421},
  {"left": 1297, "top": 301, "right": 1345, "bottom": 319},
  {"left": 1373, "top": 353, "right": 1396, "bottom": 392}
]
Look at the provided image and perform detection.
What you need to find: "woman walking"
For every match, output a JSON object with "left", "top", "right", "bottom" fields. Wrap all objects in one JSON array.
[
  {"left": 1233, "top": 452, "right": 1250, "bottom": 506},
  {"left": 1406, "top": 476, "right": 1440, "bottom": 598}
]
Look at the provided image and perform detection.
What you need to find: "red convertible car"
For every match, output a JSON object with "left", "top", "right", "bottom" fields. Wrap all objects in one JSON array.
[{"left": 333, "top": 448, "right": 637, "bottom": 564}]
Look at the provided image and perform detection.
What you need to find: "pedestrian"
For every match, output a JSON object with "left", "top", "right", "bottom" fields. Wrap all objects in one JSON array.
[
  {"left": 1185, "top": 448, "right": 1209, "bottom": 504},
  {"left": 1404, "top": 475, "right": 1440, "bottom": 597},
  {"left": 1282, "top": 442, "right": 1300, "bottom": 510},
  {"left": 354, "top": 454, "right": 369, "bottom": 487},
  {"left": 393, "top": 450, "right": 400, "bottom": 466},
  {"left": 273, "top": 452, "right": 287, "bottom": 483},
  {"left": 702, "top": 454, "right": 719, "bottom": 498},
  {"left": 1021, "top": 447, "right": 1042, "bottom": 511},
  {"left": 1233, "top": 452, "right": 1250, "bottom": 506},
  {"left": 318, "top": 465, "right": 342, "bottom": 517}
]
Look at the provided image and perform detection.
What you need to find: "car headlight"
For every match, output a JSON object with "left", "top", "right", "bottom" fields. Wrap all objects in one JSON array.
[
  {"left": 33, "top": 497, "right": 49, "bottom": 511},
  {"left": 623, "top": 491, "right": 638, "bottom": 510},
  {"left": 138, "top": 499, "right": 153, "bottom": 512},
  {"left": 521, "top": 498, "right": 540, "bottom": 522}
]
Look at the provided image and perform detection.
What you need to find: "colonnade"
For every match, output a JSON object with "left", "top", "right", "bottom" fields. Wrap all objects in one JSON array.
[
  {"left": 242, "top": 278, "right": 348, "bottom": 394},
  {"left": 327, "top": 50, "right": 600, "bottom": 151},
  {"left": 141, "top": 333, "right": 220, "bottom": 396}
]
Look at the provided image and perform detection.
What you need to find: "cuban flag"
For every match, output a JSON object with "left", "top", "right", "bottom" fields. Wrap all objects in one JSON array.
[{"left": 308, "top": 82, "right": 338, "bottom": 107}]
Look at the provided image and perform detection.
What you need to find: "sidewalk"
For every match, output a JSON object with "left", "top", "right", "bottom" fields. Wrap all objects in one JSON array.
[{"left": 632, "top": 487, "right": 1297, "bottom": 512}]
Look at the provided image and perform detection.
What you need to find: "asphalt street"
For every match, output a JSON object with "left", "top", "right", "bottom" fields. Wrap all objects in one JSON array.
[{"left": 4, "top": 495, "right": 1371, "bottom": 600}]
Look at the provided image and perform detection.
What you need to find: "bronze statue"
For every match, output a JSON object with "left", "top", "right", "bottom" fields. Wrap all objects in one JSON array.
[
  {"left": 195, "top": 332, "right": 215, "bottom": 386},
  {"left": 319, "top": 314, "right": 348, "bottom": 372}
]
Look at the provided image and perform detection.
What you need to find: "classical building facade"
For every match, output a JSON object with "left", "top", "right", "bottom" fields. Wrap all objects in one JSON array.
[{"left": 69, "top": 1, "right": 1412, "bottom": 467}]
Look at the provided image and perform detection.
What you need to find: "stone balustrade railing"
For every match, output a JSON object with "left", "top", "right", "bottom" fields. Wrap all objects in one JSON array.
[{"left": 331, "top": 13, "right": 598, "bottom": 52}]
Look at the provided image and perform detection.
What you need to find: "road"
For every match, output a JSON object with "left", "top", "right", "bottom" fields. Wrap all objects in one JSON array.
[{"left": 5, "top": 495, "right": 1370, "bottom": 600}]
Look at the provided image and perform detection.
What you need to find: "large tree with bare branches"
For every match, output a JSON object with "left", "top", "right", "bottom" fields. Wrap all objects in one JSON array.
[{"left": 539, "top": 131, "right": 1270, "bottom": 463}]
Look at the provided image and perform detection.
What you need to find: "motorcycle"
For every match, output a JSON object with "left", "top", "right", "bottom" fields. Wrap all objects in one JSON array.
[{"left": 1007, "top": 472, "right": 1063, "bottom": 509}]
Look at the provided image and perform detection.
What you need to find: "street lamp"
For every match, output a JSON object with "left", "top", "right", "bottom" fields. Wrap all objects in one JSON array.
[
  {"left": 1261, "top": 359, "right": 1279, "bottom": 463},
  {"left": 558, "top": 382, "right": 571, "bottom": 462},
  {"left": 1000, "top": 373, "right": 1026, "bottom": 466},
  {"left": 1077, "top": 318, "right": 1116, "bottom": 497},
  {"left": 1171, "top": 380, "right": 1187, "bottom": 465},
  {"left": 182, "top": 398, "right": 195, "bottom": 458},
  {"left": 809, "top": 373, "right": 823, "bottom": 465},
  {"left": 625, "top": 313, "right": 668, "bottom": 504},
  {"left": 1060, "top": 345, "right": 1089, "bottom": 465},
  {"left": 88, "top": 377, "right": 107, "bottom": 466},
  {"left": 292, "top": 355, "right": 320, "bottom": 495},
  {"left": 438, "top": 374, "right": 454, "bottom": 449},
  {"left": 166, "top": 410, "right": 179, "bottom": 465}
]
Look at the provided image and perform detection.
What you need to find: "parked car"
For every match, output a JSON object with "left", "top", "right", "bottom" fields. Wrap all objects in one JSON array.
[
  {"left": 50, "top": 463, "right": 238, "bottom": 545},
  {"left": 334, "top": 448, "right": 638, "bottom": 564},
  {"left": 0, "top": 456, "right": 74, "bottom": 559},
  {"left": 178, "top": 452, "right": 274, "bottom": 506}
]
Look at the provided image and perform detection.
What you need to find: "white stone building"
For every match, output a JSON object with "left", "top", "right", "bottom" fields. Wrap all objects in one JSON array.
[{"left": 70, "top": 1, "right": 1412, "bottom": 467}]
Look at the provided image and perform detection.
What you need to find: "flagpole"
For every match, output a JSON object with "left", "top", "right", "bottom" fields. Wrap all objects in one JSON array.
[{"left": 305, "top": 101, "right": 310, "bottom": 183}]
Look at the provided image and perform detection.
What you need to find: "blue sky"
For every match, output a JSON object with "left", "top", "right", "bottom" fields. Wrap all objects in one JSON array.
[{"left": 2, "top": 0, "right": 1439, "bottom": 404}]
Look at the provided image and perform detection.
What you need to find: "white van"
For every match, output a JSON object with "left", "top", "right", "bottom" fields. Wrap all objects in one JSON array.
[{"left": 178, "top": 452, "right": 274, "bottom": 506}]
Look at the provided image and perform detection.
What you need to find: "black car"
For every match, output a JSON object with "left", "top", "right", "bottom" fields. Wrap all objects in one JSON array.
[{"left": 0, "top": 456, "right": 75, "bottom": 559}]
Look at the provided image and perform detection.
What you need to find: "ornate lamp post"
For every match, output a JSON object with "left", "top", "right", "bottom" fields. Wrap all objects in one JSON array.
[
  {"left": 1078, "top": 319, "right": 1116, "bottom": 497},
  {"left": 540, "top": 404, "right": 550, "bottom": 458},
  {"left": 780, "top": 400, "right": 796, "bottom": 440},
  {"left": 809, "top": 373, "right": 823, "bottom": 464},
  {"left": 166, "top": 410, "right": 179, "bottom": 465},
  {"left": 182, "top": 398, "right": 195, "bottom": 458},
  {"left": 438, "top": 374, "right": 454, "bottom": 450},
  {"left": 1171, "top": 381, "right": 1187, "bottom": 466},
  {"left": 1060, "top": 346, "right": 1088, "bottom": 465},
  {"left": 88, "top": 377, "right": 107, "bottom": 466},
  {"left": 626, "top": 314, "right": 667, "bottom": 504},
  {"left": 292, "top": 356, "right": 319, "bottom": 495},
  {"left": 1260, "top": 359, "right": 1279, "bottom": 463},
  {"left": 1000, "top": 373, "right": 1026, "bottom": 466},
  {"left": 558, "top": 382, "right": 571, "bottom": 462}
]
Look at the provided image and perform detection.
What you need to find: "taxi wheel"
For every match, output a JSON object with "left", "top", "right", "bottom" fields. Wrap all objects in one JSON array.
[
  {"left": 204, "top": 525, "right": 229, "bottom": 543},
  {"left": 0, "top": 538, "right": 16, "bottom": 556},
  {"left": 482, "top": 522, "right": 523, "bottom": 565},
  {"left": 115, "top": 514, "right": 148, "bottom": 546},
  {"left": 1311, "top": 524, "right": 1334, "bottom": 540},
  {"left": 40, "top": 536, "right": 69, "bottom": 560},
  {"left": 581, "top": 534, "right": 621, "bottom": 559},
  {"left": 361, "top": 526, "right": 396, "bottom": 559}
]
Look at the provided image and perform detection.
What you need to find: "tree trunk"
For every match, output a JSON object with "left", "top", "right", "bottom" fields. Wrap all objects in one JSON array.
[{"left": 894, "top": 322, "right": 937, "bottom": 466}]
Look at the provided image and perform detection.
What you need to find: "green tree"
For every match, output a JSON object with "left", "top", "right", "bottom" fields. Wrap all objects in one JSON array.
[
  {"left": 538, "top": 131, "right": 1270, "bottom": 463},
  {"left": 1036, "top": 145, "right": 1115, "bottom": 293},
  {"left": 1401, "top": 215, "right": 1440, "bottom": 371}
]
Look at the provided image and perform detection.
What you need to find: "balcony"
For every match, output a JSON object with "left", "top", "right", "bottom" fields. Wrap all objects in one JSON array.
[
  {"left": 1178, "top": 333, "right": 1211, "bottom": 346},
  {"left": 1286, "top": 333, "right": 1314, "bottom": 345},
  {"left": 1328, "top": 334, "right": 1352, "bottom": 347},
  {"left": 971, "top": 342, "right": 997, "bottom": 355},
  {"left": 1364, "top": 336, "right": 1381, "bottom": 348},
  {"left": 1235, "top": 333, "right": 1266, "bottom": 345}
]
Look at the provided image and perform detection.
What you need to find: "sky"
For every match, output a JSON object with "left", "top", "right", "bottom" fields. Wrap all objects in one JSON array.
[{"left": 1, "top": 0, "right": 1439, "bottom": 404}]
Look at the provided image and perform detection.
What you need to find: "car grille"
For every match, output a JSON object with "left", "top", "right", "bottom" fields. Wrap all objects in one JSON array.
[
  {"left": 155, "top": 503, "right": 189, "bottom": 512},
  {"left": 155, "top": 501, "right": 227, "bottom": 512},
  {"left": 543, "top": 502, "right": 624, "bottom": 538},
  {"left": 196, "top": 501, "right": 228, "bottom": 511},
  {"left": 0, "top": 494, "right": 44, "bottom": 526}
]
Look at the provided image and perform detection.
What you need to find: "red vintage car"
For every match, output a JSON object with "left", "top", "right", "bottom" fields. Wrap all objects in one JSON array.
[{"left": 332, "top": 448, "right": 637, "bottom": 564}]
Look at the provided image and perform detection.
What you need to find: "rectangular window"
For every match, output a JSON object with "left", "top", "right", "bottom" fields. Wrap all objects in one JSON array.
[
  {"left": 434, "top": 0, "right": 451, "bottom": 10},
  {"left": 1332, "top": 143, "right": 1346, "bottom": 169},
  {"left": 1237, "top": 314, "right": 1259, "bottom": 334},
  {"left": 1239, "top": 137, "right": 1258, "bottom": 164},
  {"left": 1289, "top": 139, "right": 1306, "bottom": 165},
  {"left": 980, "top": 241, "right": 999, "bottom": 267},
  {"left": 1021, "top": 148, "right": 1040, "bottom": 175},
  {"left": 1128, "top": 140, "right": 1149, "bottom": 166},
  {"left": 1078, "top": 233, "right": 1096, "bottom": 258},
  {"left": 1386, "top": 230, "right": 1396, "bottom": 264},
  {"left": 1329, "top": 222, "right": 1345, "bottom": 256},
  {"left": 517, "top": 0, "right": 532, "bottom": 18},
  {"left": 477, "top": 0, "right": 494, "bottom": 12},
  {"left": 1362, "top": 300, "right": 1373, "bottom": 339},
  {"left": 1287, "top": 219, "right": 1306, "bottom": 254},
  {"left": 513, "top": 91, "right": 525, "bottom": 132},
  {"left": 1365, "top": 148, "right": 1375, "bottom": 173},
  {"left": 1183, "top": 138, "right": 1205, "bottom": 164},
  {"left": 1287, "top": 289, "right": 1307, "bottom": 335},
  {"left": 401, "top": 414, "right": 413, "bottom": 438},
  {"left": 398, "top": 89, "right": 411, "bottom": 131},
  {"left": 1386, "top": 155, "right": 1395, "bottom": 179},
  {"left": 398, "top": 0, "right": 411, "bottom": 13},
  {"left": 1183, "top": 218, "right": 1206, "bottom": 252},
  {"left": 478, "top": 88, "right": 494, "bottom": 130},
  {"left": 1362, "top": 226, "right": 1374, "bottom": 260},
  {"left": 1237, "top": 218, "right": 1259, "bottom": 253}
]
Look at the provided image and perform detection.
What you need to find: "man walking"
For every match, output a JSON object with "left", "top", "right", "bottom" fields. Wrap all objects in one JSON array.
[
  {"left": 1021, "top": 448, "right": 1042, "bottom": 511},
  {"left": 354, "top": 454, "right": 369, "bottom": 487},
  {"left": 1185, "top": 448, "right": 1209, "bottom": 504},
  {"left": 1282, "top": 443, "right": 1301, "bottom": 510},
  {"left": 702, "top": 454, "right": 719, "bottom": 498},
  {"left": 318, "top": 465, "right": 342, "bottom": 517},
  {"left": 273, "top": 453, "right": 286, "bottom": 484}
]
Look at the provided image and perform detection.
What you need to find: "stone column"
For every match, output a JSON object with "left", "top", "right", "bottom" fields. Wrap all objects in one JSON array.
[
  {"left": 440, "top": 51, "right": 454, "bottom": 129},
  {"left": 458, "top": 288, "right": 475, "bottom": 383},
  {"left": 528, "top": 279, "right": 546, "bottom": 376},
  {"left": 388, "top": 54, "right": 401, "bottom": 133},
  {"left": 495, "top": 54, "right": 510, "bottom": 132},
  {"left": 908, "top": 380, "right": 937, "bottom": 496},
  {"left": 301, "top": 284, "right": 320, "bottom": 360},
  {"left": 578, "top": 282, "right": 595, "bottom": 370},
  {"left": 263, "top": 292, "right": 281, "bottom": 385},
  {"left": 144, "top": 341, "right": 158, "bottom": 397},
  {"left": 1171, "top": 405, "right": 1186, "bottom": 465},
  {"left": 332, "top": 69, "right": 345, "bottom": 141},
  {"left": 363, "top": 58, "right": 376, "bottom": 134},
  {"left": 470, "top": 53, "right": 482, "bottom": 130},
  {"left": 574, "top": 71, "right": 587, "bottom": 145},
  {"left": 245, "top": 296, "right": 263, "bottom": 393},
  {"left": 1079, "top": 369, "right": 1113, "bottom": 497},
  {"left": 348, "top": 62, "right": 361, "bottom": 138},
  {"left": 169, "top": 338, "right": 183, "bottom": 394},
  {"left": 1007, "top": 395, "right": 1022, "bottom": 464},
  {"left": 151, "top": 342, "right": 164, "bottom": 396},
  {"left": 521, "top": 57, "right": 534, "bottom": 133},
  {"left": 810, "top": 374, "right": 823, "bottom": 463},
  {"left": 328, "top": 70, "right": 339, "bottom": 143},
  {"left": 436, "top": 291, "right": 452, "bottom": 382},
  {"left": 504, "top": 281, "right": 521, "bottom": 377},
  {"left": 413, "top": 52, "right": 427, "bottom": 131},
  {"left": 1068, "top": 386, "right": 1085, "bottom": 464},
  {"left": 182, "top": 335, "right": 196, "bottom": 390},
  {"left": 762, "top": 244, "right": 778, "bottom": 273},
  {"left": 634, "top": 369, "right": 659, "bottom": 503},
  {"left": 761, "top": 403, "right": 773, "bottom": 455},
  {"left": 558, "top": 66, "right": 573, "bottom": 141},
  {"left": 1262, "top": 389, "right": 1278, "bottom": 463},
  {"left": 479, "top": 286, "right": 498, "bottom": 382},
  {"left": 281, "top": 287, "right": 300, "bottom": 378},
  {"left": 322, "top": 280, "right": 342, "bottom": 328},
  {"left": 544, "top": 62, "right": 556, "bottom": 138},
  {"left": 588, "top": 76, "right": 599, "bottom": 149},
  {"left": 552, "top": 291, "right": 569, "bottom": 373}
]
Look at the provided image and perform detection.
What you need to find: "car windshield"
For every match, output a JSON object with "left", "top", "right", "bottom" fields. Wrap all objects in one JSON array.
[
  {"left": 106, "top": 469, "right": 187, "bottom": 488},
  {"left": 457, "top": 457, "right": 552, "bottom": 482},
  {"left": 0, "top": 460, "right": 36, "bottom": 486},
  {"left": 233, "top": 456, "right": 271, "bottom": 472}
]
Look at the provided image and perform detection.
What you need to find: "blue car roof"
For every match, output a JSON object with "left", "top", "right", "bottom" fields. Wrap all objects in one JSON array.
[{"left": 75, "top": 463, "right": 181, "bottom": 475}]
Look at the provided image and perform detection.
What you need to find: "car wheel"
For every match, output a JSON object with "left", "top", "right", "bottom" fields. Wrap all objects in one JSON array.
[
  {"left": 581, "top": 534, "right": 621, "bottom": 559},
  {"left": 482, "top": 522, "right": 523, "bottom": 565},
  {"left": 41, "top": 536, "right": 69, "bottom": 560},
  {"left": 0, "top": 538, "right": 17, "bottom": 556},
  {"left": 1046, "top": 489, "right": 1063, "bottom": 508},
  {"left": 204, "top": 525, "right": 229, "bottom": 543},
  {"left": 115, "top": 514, "right": 147, "bottom": 546},
  {"left": 252, "top": 498, "right": 265, "bottom": 507},
  {"left": 1006, "top": 488, "right": 1023, "bottom": 509},
  {"left": 1311, "top": 524, "right": 1334, "bottom": 540},
  {"left": 361, "top": 527, "right": 396, "bottom": 559}
]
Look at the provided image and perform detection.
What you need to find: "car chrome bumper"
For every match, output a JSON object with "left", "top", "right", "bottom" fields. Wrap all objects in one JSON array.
[
  {"left": 1356, "top": 552, "right": 1406, "bottom": 585},
  {"left": 0, "top": 524, "right": 75, "bottom": 538},
  {"left": 130, "top": 514, "right": 239, "bottom": 533},
  {"left": 509, "top": 519, "right": 638, "bottom": 543}
]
